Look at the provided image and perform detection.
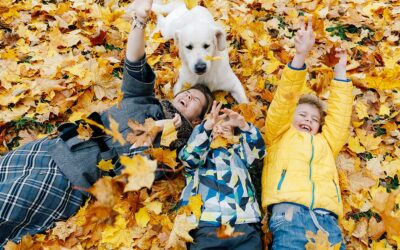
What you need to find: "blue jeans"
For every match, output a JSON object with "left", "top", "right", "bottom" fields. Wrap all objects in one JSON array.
[{"left": 269, "top": 203, "right": 345, "bottom": 250}]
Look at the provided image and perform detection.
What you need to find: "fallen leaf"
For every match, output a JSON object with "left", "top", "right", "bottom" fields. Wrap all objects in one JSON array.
[{"left": 120, "top": 155, "right": 157, "bottom": 192}]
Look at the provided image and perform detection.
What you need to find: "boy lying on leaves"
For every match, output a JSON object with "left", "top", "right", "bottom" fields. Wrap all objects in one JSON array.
[
  {"left": 262, "top": 18, "right": 353, "bottom": 250},
  {"left": 0, "top": 0, "right": 212, "bottom": 246}
]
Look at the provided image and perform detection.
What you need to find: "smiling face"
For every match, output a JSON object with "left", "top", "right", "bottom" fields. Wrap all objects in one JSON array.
[
  {"left": 292, "top": 103, "right": 321, "bottom": 135},
  {"left": 172, "top": 88, "right": 207, "bottom": 124}
]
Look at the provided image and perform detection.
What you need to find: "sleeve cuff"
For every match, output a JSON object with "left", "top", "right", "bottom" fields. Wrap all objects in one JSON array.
[
  {"left": 288, "top": 62, "right": 306, "bottom": 70},
  {"left": 333, "top": 78, "right": 351, "bottom": 82},
  {"left": 125, "top": 54, "right": 147, "bottom": 72},
  {"left": 198, "top": 122, "right": 212, "bottom": 137}
]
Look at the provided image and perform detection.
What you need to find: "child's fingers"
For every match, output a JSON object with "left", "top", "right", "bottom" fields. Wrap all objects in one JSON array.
[
  {"left": 299, "top": 16, "right": 305, "bottom": 31},
  {"left": 211, "top": 101, "right": 217, "bottom": 112},
  {"left": 307, "top": 17, "right": 313, "bottom": 32}
]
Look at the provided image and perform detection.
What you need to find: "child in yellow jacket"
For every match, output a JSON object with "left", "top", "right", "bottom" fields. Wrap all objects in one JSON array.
[{"left": 262, "top": 19, "right": 353, "bottom": 250}]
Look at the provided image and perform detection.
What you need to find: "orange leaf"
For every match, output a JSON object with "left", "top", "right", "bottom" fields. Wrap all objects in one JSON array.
[
  {"left": 216, "top": 224, "right": 245, "bottom": 239},
  {"left": 321, "top": 46, "right": 340, "bottom": 67},
  {"left": 145, "top": 148, "right": 178, "bottom": 170},
  {"left": 126, "top": 118, "right": 159, "bottom": 147}
]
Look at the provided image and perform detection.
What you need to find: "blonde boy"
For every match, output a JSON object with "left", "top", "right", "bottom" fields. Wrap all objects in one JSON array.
[{"left": 262, "top": 19, "right": 353, "bottom": 249}]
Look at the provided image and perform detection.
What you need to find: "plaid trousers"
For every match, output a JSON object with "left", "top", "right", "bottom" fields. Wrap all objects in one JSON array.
[{"left": 0, "top": 138, "right": 85, "bottom": 247}]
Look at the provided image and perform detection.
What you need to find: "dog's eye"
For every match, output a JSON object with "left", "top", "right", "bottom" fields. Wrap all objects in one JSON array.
[
  {"left": 203, "top": 44, "right": 210, "bottom": 49},
  {"left": 186, "top": 45, "right": 193, "bottom": 50}
]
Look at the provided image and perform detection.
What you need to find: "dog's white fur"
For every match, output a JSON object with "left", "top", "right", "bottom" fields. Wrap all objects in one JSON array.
[{"left": 152, "top": 2, "right": 248, "bottom": 103}]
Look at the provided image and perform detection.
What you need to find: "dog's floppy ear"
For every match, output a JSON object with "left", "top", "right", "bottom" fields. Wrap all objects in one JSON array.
[
  {"left": 174, "top": 29, "right": 181, "bottom": 46},
  {"left": 214, "top": 26, "right": 226, "bottom": 51}
]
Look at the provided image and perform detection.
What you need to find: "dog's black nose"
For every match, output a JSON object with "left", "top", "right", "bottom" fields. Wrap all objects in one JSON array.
[{"left": 194, "top": 62, "right": 207, "bottom": 74}]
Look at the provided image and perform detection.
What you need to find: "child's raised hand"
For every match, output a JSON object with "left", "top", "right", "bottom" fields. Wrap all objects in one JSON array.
[
  {"left": 130, "top": 0, "right": 153, "bottom": 20},
  {"left": 221, "top": 109, "right": 250, "bottom": 131},
  {"left": 294, "top": 18, "right": 315, "bottom": 56},
  {"left": 155, "top": 113, "right": 182, "bottom": 132},
  {"left": 204, "top": 101, "right": 227, "bottom": 131},
  {"left": 291, "top": 17, "right": 315, "bottom": 68},
  {"left": 334, "top": 48, "right": 348, "bottom": 81}
]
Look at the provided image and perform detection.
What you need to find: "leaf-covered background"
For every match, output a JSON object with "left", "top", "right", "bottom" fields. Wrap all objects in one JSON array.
[{"left": 1, "top": 0, "right": 400, "bottom": 249}]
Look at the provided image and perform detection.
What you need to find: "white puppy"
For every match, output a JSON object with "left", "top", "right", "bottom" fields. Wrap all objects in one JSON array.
[{"left": 152, "top": 2, "right": 248, "bottom": 103}]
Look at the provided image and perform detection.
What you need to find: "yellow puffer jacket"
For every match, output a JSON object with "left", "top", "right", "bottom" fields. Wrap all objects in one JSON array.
[{"left": 261, "top": 65, "right": 353, "bottom": 218}]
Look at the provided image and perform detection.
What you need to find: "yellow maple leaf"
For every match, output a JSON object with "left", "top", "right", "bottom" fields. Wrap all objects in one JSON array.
[
  {"left": 161, "top": 120, "right": 177, "bottom": 147},
  {"left": 105, "top": 115, "right": 126, "bottom": 146},
  {"left": 165, "top": 213, "right": 197, "bottom": 249},
  {"left": 77, "top": 123, "right": 93, "bottom": 141},
  {"left": 188, "top": 194, "right": 203, "bottom": 221},
  {"left": 145, "top": 148, "right": 178, "bottom": 170},
  {"left": 356, "top": 129, "right": 382, "bottom": 151},
  {"left": 210, "top": 135, "right": 229, "bottom": 149},
  {"left": 101, "top": 215, "right": 133, "bottom": 249},
  {"left": 213, "top": 91, "right": 229, "bottom": 104},
  {"left": 145, "top": 201, "right": 162, "bottom": 215},
  {"left": 347, "top": 136, "right": 365, "bottom": 154},
  {"left": 135, "top": 207, "right": 150, "bottom": 228},
  {"left": 355, "top": 101, "right": 369, "bottom": 120},
  {"left": 97, "top": 159, "right": 114, "bottom": 172},
  {"left": 120, "top": 155, "right": 157, "bottom": 192},
  {"left": 379, "top": 104, "right": 391, "bottom": 116},
  {"left": 68, "top": 111, "right": 85, "bottom": 122}
]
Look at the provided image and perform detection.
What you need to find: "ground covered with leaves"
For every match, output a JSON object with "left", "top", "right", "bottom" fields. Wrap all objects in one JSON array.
[{"left": 1, "top": 0, "right": 400, "bottom": 249}]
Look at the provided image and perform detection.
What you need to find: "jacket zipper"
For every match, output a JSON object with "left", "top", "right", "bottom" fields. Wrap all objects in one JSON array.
[
  {"left": 333, "top": 179, "right": 341, "bottom": 203},
  {"left": 277, "top": 169, "right": 287, "bottom": 190},
  {"left": 309, "top": 135, "right": 315, "bottom": 210}
]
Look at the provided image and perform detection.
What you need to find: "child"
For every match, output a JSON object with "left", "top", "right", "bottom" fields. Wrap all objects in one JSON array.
[
  {"left": 179, "top": 101, "right": 266, "bottom": 250},
  {"left": 262, "top": 19, "right": 353, "bottom": 249}
]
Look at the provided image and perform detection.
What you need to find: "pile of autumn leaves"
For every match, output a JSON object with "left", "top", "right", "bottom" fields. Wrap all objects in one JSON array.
[{"left": 1, "top": 0, "right": 400, "bottom": 249}]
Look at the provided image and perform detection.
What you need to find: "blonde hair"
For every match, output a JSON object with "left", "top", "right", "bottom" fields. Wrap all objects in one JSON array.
[{"left": 298, "top": 93, "right": 326, "bottom": 125}]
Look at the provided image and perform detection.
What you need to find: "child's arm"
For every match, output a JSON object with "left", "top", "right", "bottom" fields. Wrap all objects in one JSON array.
[
  {"left": 265, "top": 19, "right": 315, "bottom": 145},
  {"left": 237, "top": 124, "right": 266, "bottom": 168},
  {"left": 321, "top": 49, "right": 353, "bottom": 156},
  {"left": 222, "top": 109, "right": 266, "bottom": 167},
  {"left": 178, "top": 123, "right": 212, "bottom": 174},
  {"left": 178, "top": 101, "right": 226, "bottom": 173}
]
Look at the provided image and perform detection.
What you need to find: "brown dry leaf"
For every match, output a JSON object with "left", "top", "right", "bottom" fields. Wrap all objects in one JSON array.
[
  {"left": 51, "top": 220, "right": 77, "bottom": 241},
  {"left": 77, "top": 123, "right": 93, "bottom": 141},
  {"left": 120, "top": 155, "right": 157, "bottom": 192},
  {"left": 321, "top": 46, "right": 340, "bottom": 67},
  {"left": 126, "top": 118, "right": 159, "bottom": 147}
]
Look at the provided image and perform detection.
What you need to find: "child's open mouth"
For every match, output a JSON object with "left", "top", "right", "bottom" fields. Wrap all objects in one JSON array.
[{"left": 300, "top": 124, "right": 311, "bottom": 132}]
